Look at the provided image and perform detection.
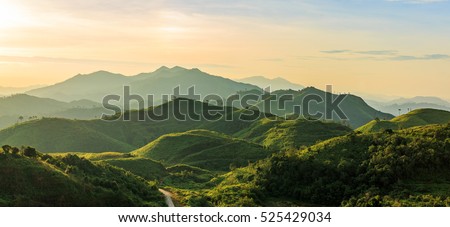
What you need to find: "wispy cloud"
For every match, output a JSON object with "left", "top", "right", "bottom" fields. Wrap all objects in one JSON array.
[
  {"left": 320, "top": 49, "right": 450, "bottom": 61},
  {"left": 390, "top": 54, "right": 450, "bottom": 61}
]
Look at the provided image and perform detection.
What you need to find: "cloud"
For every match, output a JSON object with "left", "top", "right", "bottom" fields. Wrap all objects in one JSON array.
[
  {"left": 390, "top": 54, "right": 450, "bottom": 61},
  {"left": 354, "top": 50, "right": 398, "bottom": 55},
  {"left": 320, "top": 49, "right": 450, "bottom": 61}
]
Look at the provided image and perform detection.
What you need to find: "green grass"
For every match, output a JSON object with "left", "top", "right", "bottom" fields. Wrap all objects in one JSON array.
[
  {"left": 133, "top": 129, "right": 271, "bottom": 171},
  {"left": 357, "top": 108, "right": 450, "bottom": 133},
  {"left": 235, "top": 118, "right": 352, "bottom": 150},
  {"left": 100, "top": 157, "right": 168, "bottom": 181}
]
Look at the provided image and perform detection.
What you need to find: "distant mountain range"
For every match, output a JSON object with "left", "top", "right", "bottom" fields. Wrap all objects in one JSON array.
[
  {"left": 26, "top": 66, "right": 261, "bottom": 104},
  {"left": 0, "top": 94, "right": 104, "bottom": 130},
  {"left": 237, "top": 76, "right": 304, "bottom": 91},
  {"left": 366, "top": 96, "right": 450, "bottom": 116},
  {"left": 0, "top": 85, "right": 45, "bottom": 96}
]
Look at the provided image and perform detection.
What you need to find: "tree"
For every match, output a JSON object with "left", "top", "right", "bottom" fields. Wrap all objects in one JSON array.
[
  {"left": 23, "top": 146, "right": 38, "bottom": 157},
  {"left": 2, "top": 145, "right": 11, "bottom": 154},
  {"left": 11, "top": 147, "right": 19, "bottom": 155},
  {"left": 18, "top": 116, "right": 24, "bottom": 122}
]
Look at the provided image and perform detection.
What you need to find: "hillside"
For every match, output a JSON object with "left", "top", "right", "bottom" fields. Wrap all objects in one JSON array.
[
  {"left": 0, "top": 118, "right": 136, "bottom": 152},
  {"left": 0, "top": 147, "right": 164, "bottom": 206},
  {"left": 100, "top": 157, "right": 168, "bottom": 181},
  {"left": 206, "top": 124, "right": 450, "bottom": 207},
  {"left": 26, "top": 66, "right": 260, "bottom": 103},
  {"left": 252, "top": 87, "right": 394, "bottom": 128},
  {"left": 357, "top": 108, "right": 450, "bottom": 133},
  {"left": 0, "top": 99, "right": 271, "bottom": 152},
  {"left": 0, "top": 94, "right": 104, "bottom": 130},
  {"left": 132, "top": 129, "right": 271, "bottom": 171},
  {"left": 234, "top": 118, "right": 352, "bottom": 150}
]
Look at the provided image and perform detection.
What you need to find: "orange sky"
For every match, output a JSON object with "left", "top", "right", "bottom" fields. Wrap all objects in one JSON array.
[{"left": 1, "top": 0, "right": 449, "bottom": 100}]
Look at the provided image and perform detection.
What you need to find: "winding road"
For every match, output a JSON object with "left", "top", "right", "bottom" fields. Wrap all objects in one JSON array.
[{"left": 159, "top": 189, "right": 175, "bottom": 207}]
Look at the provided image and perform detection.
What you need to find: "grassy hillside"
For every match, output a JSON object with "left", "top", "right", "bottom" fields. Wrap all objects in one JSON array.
[
  {"left": 0, "top": 99, "right": 273, "bottom": 152},
  {"left": 357, "top": 108, "right": 450, "bottom": 133},
  {"left": 100, "top": 157, "right": 167, "bottom": 181},
  {"left": 133, "top": 129, "right": 271, "bottom": 171},
  {"left": 208, "top": 123, "right": 450, "bottom": 206},
  {"left": 235, "top": 118, "right": 352, "bottom": 150},
  {"left": 0, "top": 147, "right": 164, "bottom": 206},
  {"left": 0, "top": 118, "right": 136, "bottom": 152},
  {"left": 252, "top": 87, "right": 394, "bottom": 128}
]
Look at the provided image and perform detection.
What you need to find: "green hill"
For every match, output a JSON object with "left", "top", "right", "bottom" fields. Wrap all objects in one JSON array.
[
  {"left": 234, "top": 118, "right": 352, "bottom": 150},
  {"left": 0, "top": 147, "right": 164, "bottom": 206},
  {"left": 251, "top": 87, "right": 394, "bottom": 128},
  {"left": 0, "top": 118, "right": 136, "bottom": 152},
  {"left": 208, "top": 123, "right": 450, "bottom": 206},
  {"left": 132, "top": 129, "right": 271, "bottom": 171},
  {"left": 100, "top": 157, "right": 168, "bottom": 181},
  {"left": 357, "top": 108, "right": 450, "bottom": 133},
  {"left": 0, "top": 99, "right": 272, "bottom": 152}
]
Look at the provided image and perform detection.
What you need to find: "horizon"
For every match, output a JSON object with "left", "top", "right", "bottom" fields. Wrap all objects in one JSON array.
[{"left": 1, "top": 0, "right": 450, "bottom": 100}]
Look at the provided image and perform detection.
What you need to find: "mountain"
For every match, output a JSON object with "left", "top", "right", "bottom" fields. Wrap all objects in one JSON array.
[
  {"left": 234, "top": 118, "right": 352, "bottom": 150},
  {"left": 366, "top": 96, "right": 450, "bottom": 116},
  {"left": 0, "top": 85, "right": 45, "bottom": 96},
  {"left": 0, "top": 94, "right": 105, "bottom": 130},
  {"left": 0, "top": 148, "right": 164, "bottom": 206},
  {"left": 251, "top": 87, "right": 394, "bottom": 128},
  {"left": 388, "top": 96, "right": 450, "bottom": 106},
  {"left": 208, "top": 124, "right": 450, "bottom": 206},
  {"left": 26, "top": 66, "right": 260, "bottom": 103},
  {"left": 0, "top": 94, "right": 70, "bottom": 115},
  {"left": 357, "top": 108, "right": 450, "bottom": 133},
  {"left": 132, "top": 129, "right": 271, "bottom": 171},
  {"left": 237, "top": 76, "right": 304, "bottom": 91}
]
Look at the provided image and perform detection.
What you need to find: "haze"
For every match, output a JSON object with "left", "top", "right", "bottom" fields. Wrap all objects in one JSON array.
[{"left": 0, "top": 0, "right": 449, "bottom": 99}]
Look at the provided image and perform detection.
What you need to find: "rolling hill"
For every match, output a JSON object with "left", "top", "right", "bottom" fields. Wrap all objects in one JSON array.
[
  {"left": 249, "top": 87, "right": 394, "bottom": 128},
  {"left": 0, "top": 148, "right": 164, "bottom": 206},
  {"left": 208, "top": 123, "right": 450, "bottom": 206},
  {"left": 132, "top": 129, "right": 271, "bottom": 171},
  {"left": 26, "top": 66, "right": 260, "bottom": 103},
  {"left": 234, "top": 118, "right": 352, "bottom": 150},
  {"left": 0, "top": 98, "right": 271, "bottom": 152},
  {"left": 357, "top": 108, "right": 450, "bottom": 133}
]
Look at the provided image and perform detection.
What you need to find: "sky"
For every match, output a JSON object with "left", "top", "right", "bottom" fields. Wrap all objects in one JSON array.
[{"left": 0, "top": 0, "right": 449, "bottom": 99}]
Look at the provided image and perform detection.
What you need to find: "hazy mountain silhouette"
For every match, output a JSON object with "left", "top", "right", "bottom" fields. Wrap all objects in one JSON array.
[
  {"left": 0, "top": 85, "right": 46, "bottom": 96},
  {"left": 26, "top": 66, "right": 260, "bottom": 104},
  {"left": 366, "top": 96, "right": 450, "bottom": 116},
  {"left": 237, "top": 76, "right": 304, "bottom": 91}
]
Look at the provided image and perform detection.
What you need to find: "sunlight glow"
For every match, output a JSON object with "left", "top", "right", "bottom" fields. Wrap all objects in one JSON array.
[{"left": 0, "top": 1, "right": 26, "bottom": 29}]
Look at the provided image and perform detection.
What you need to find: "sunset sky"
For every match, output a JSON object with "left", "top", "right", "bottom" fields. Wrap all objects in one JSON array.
[{"left": 0, "top": 0, "right": 449, "bottom": 99}]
